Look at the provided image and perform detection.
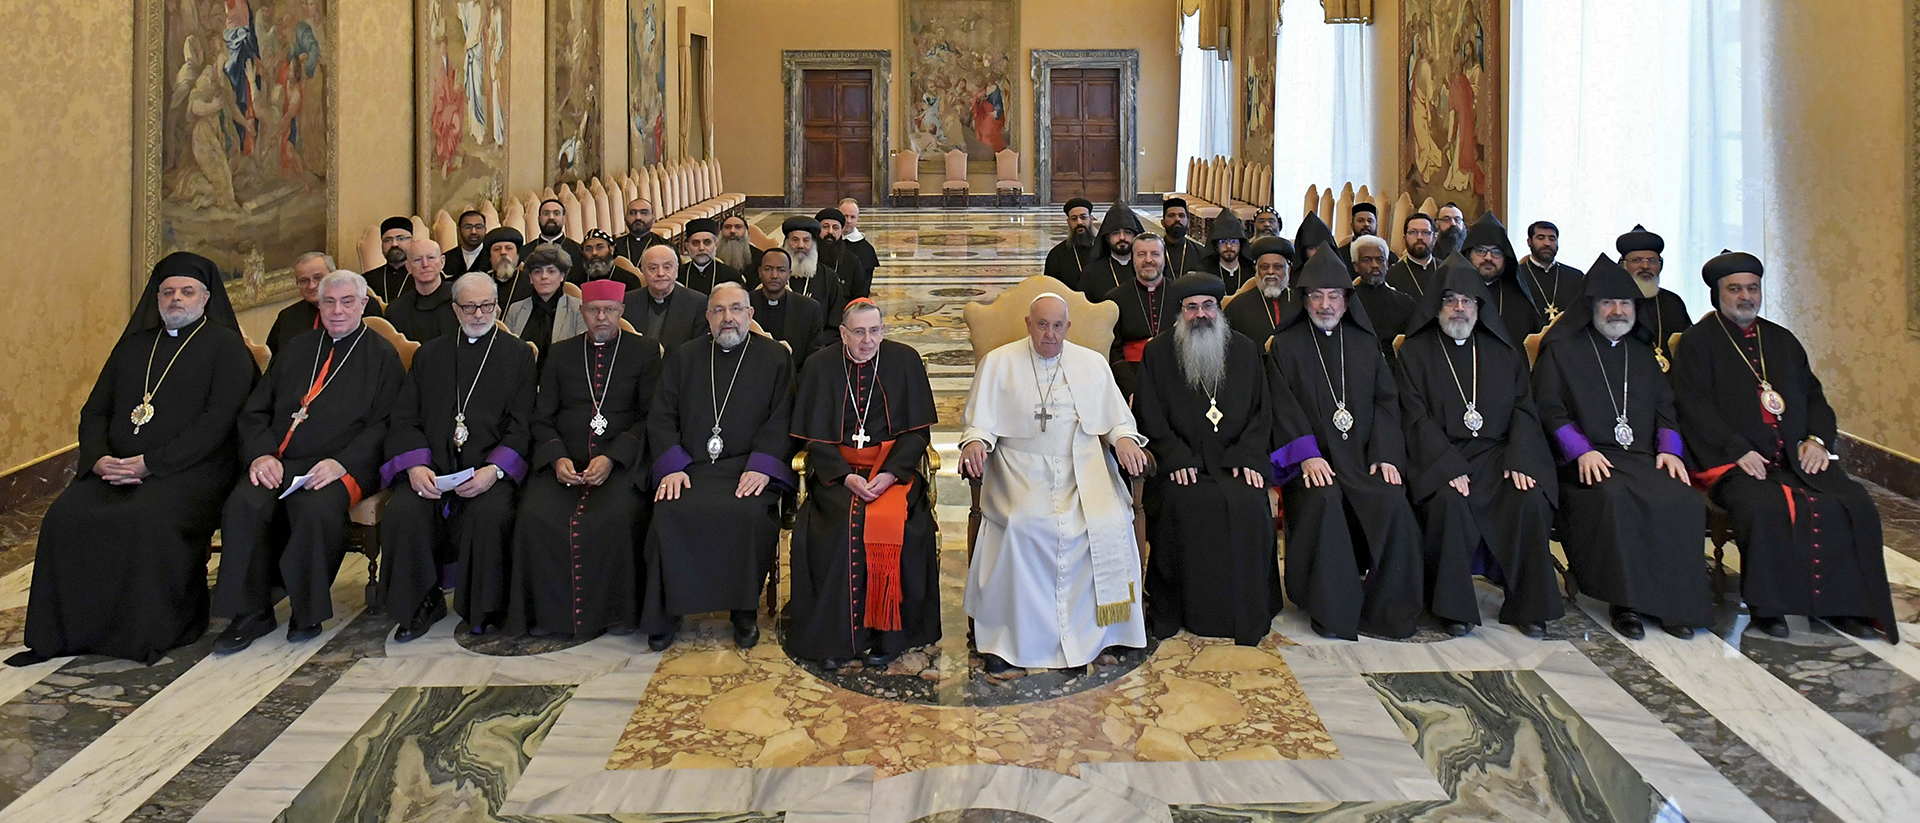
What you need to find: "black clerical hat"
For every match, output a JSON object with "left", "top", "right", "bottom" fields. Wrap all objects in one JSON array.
[
  {"left": 380, "top": 216, "right": 413, "bottom": 236},
  {"left": 1206, "top": 212, "right": 1248, "bottom": 245},
  {"left": 1462, "top": 212, "right": 1511, "bottom": 253},
  {"left": 1616, "top": 224, "right": 1665, "bottom": 255},
  {"left": 813, "top": 208, "right": 846, "bottom": 226},
  {"left": 683, "top": 218, "right": 719, "bottom": 238},
  {"left": 482, "top": 227, "right": 523, "bottom": 249},
  {"left": 1247, "top": 236, "right": 1294, "bottom": 262},
  {"left": 122, "top": 251, "right": 240, "bottom": 338},
  {"left": 782, "top": 216, "right": 821, "bottom": 238},
  {"left": 1407, "top": 253, "right": 1512, "bottom": 346},
  {"left": 1064, "top": 197, "right": 1093, "bottom": 215},
  {"left": 1163, "top": 197, "right": 1189, "bottom": 213},
  {"left": 1585, "top": 253, "right": 1641, "bottom": 300},
  {"left": 1702, "top": 249, "right": 1763, "bottom": 287},
  {"left": 1351, "top": 202, "right": 1377, "bottom": 216},
  {"left": 1169, "top": 272, "right": 1227, "bottom": 304}
]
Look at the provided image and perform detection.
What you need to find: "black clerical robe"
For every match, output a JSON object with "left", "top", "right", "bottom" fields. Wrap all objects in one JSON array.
[
  {"left": 507, "top": 331, "right": 664, "bottom": 636},
  {"left": 626, "top": 284, "right": 708, "bottom": 349},
  {"left": 267, "top": 299, "right": 385, "bottom": 355},
  {"left": 216, "top": 325, "right": 404, "bottom": 628},
  {"left": 365, "top": 264, "right": 411, "bottom": 306},
  {"left": 1043, "top": 238, "right": 1096, "bottom": 294},
  {"left": 1638, "top": 288, "right": 1691, "bottom": 371},
  {"left": 388, "top": 281, "right": 461, "bottom": 343},
  {"left": 787, "top": 341, "right": 940, "bottom": 660},
  {"left": 377, "top": 329, "right": 537, "bottom": 628},
  {"left": 1223, "top": 290, "right": 1296, "bottom": 342},
  {"left": 1534, "top": 325, "right": 1710, "bottom": 628},
  {"left": 1196, "top": 259, "right": 1253, "bottom": 294},
  {"left": 1483, "top": 274, "right": 1542, "bottom": 341},
  {"left": 753, "top": 288, "right": 827, "bottom": 367},
  {"left": 454, "top": 244, "right": 491, "bottom": 274},
  {"left": 640, "top": 335, "right": 798, "bottom": 633},
  {"left": 680, "top": 259, "right": 743, "bottom": 295},
  {"left": 529, "top": 235, "right": 588, "bottom": 282},
  {"left": 1106, "top": 278, "right": 1177, "bottom": 400},
  {"left": 488, "top": 269, "right": 540, "bottom": 308},
  {"left": 610, "top": 232, "right": 670, "bottom": 268},
  {"left": 1674, "top": 314, "right": 1895, "bottom": 632},
  {"left": 1078, "top": 256, "right": 1134, "bottom": 304},
  {"left": 1517, "top": 259, "right": 1585, "bottom": 329},
  {"left": 1136, "top": 329, "right": 1282, "bottom": 645},
  {"left": 1163, "top": 236, "right": 1209, "bottom": 277},
  {"left": 23, "top": 319, "right": 254, "bottom": 663},
  {"left": 1265, "top": 317, "right": 1425, "bottom": 640},
  {"left": 1395, "top": 327, "right": 1563, "bottom": 627},
  {"left": 1352, "top": 281, "right": 1416, "bottom": 357},
  {"left": 1385, "top": 258, "right": 1439, "bottom": 299},
  {"left": 791, "top": 260, "right": 846, "bottom": 331},
  {"left": 580, "top": 266, "right": 643, "bottom": 292},
  {"left": 822, "top": 241, "right": 873, "bottom": 303},
  {"left": 846, "top": 235, "right": 880, "bottom": 283},
  {"left": 1335, "top": 241, "right": 1400, "bottom": 271}
]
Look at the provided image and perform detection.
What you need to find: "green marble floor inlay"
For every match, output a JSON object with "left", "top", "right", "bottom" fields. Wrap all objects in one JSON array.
[{"left": 1174, "top": 670, "right": 1684, "bottom": 823}]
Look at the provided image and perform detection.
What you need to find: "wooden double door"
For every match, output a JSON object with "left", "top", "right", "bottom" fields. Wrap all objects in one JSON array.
[
  {"left": 801, "top": 69, "right": 874, "bottom": 205},
  {"left": 1048, "top": 68, "right": 1122, "bottom": 203}
]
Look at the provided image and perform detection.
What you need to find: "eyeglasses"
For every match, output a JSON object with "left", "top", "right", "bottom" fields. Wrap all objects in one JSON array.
[
  {"left": 454, "top": 301, "right": 499, "bottom": 314},
  {"left": 1441, "top": 295, "right": 1478, "bottom": 308},
  {"left": 583, "top": 305, "right": 623, "bottom": 317}
]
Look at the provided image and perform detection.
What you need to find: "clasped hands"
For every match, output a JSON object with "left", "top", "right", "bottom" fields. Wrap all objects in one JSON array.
[{"left": 94, "top": 455, "right": 150, "bottom": 486}]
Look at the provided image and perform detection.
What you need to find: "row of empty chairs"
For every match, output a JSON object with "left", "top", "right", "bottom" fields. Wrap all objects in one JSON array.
[
  {"left": 355, "top": 158, "right": 745, "bottom": 272},
  {"left": 1302, "top": 182, "right": 1444, "bottom": 257},
  {"left": 1164, "top": 156, "right": 1275, "bottom": 228},
  {"left": 890, "top": 148, "right": 1023, "bottom": 208}
]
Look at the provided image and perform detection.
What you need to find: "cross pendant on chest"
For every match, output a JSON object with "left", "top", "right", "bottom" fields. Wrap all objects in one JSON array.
[
  {"left": 851, "top": 427, "right": 871, "bottom": 448},
  {"left": 290, "top": 406, "right": 309, "bottom": 426},
  {"left": 1034, "top": 403, "right": 1054, "bottom": 431}
]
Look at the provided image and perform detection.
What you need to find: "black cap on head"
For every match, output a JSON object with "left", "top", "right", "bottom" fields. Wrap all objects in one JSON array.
[
  {"left": 1615, "top": 224, "right": 1665, "bottom": 255},
  {"left": 1462, "top": 212, "right": 1510, "bottom": 251},
  {"left": 1205, "top": 212, "right": 1248, "bottom": 245},
  {"left": 782, "top": 216, "right": 821, "bottom": 238},
  {"left": 1247, "top": 236, "right": 1294, "bottom": 262},
  {"left": 381, "top": 216, "right": 413, "bottom": 236},
  {"left": 1064, "top": 197, "right": 1093, "bottom": 215},
  {"left": 1169, "top": 272, "right": 1227, "bottom": 304},
  {"left": 813, "top": 208, "right": 845, "bottom": 226},
  {"left": 684, "top": 218, "right": 719, "bottom": 239},
  {"left": 1351, "top": 202, "right": 1377, "bottom": 216},
  {"left": 1163, "top": 197, "right": 1189, "bottom": 213},
  {"left": 585, "top": 228, "right": 613, "bottom": 243},
  {"left": 482, "top": 226, "right": 523, "bottom": 248},
  {"left": 1702, "top": 250, "right": 1764, "bottom": 307},
  {"left": 539, "top": 198, "right": 565, "bottom": 212}
]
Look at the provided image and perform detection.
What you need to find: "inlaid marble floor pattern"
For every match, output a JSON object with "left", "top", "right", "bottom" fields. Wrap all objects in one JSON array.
[{"left": 1, "top": 209, "right": 1918, "bottom": 822}]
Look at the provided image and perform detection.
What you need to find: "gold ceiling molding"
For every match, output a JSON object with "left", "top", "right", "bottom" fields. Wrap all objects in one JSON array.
[{"left": 1323, "top": 0, "right": 1374, "bottom": 24}]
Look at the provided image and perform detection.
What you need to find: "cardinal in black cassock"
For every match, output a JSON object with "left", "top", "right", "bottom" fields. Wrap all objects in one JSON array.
[
  {"left": 1078, "top": 203, "right": 1145, "bottom": 303},
  {"left": 268, "top": 289, "right": 384, "bottom": 354},
  {"left": 1137, "top": 274, "right": 1282, "bottom": 646},
  {"left": 1222, "top": 237, "right": 1297, "bottom": 341},
  {"left": 507, "top": 280, "right": 664, "bottom": 637},
  {"left": 679, "top": 218, "right": 746, "bottom": 295},
  {"left": 641, "top": 304, "right": 798, "bottom": 651},
  {"left": 787, "top": 306, "right": 941, "bottom": 666},
  {"left": 1616, "top": 225, "right": 1691, "bottom": 374},
  {"left": 1106, "top": 236, "right": 1178, "bottom": 401},
  {"left": 377, "top": 291, "right": 538, "bottom": 641},
  {"left": 1043, "top": 197, "right": 1099, "bottom": 294},
  {"left": 1534, "top": 254, "right": 1709, "bottom": 639},
  {"left": 10, "top": 254, "right": 255, "bottom": 666},
  {"left": 1674, "top": 251, "right": 1895, "bottom": 641},
  {"left": 214, "top": 280, "right": 405, "bottom": 652},
  {"left": 1264, "top": 244, "right": 1425, "bottom": 640},
  {"left": 1393, "top": 255, "right": 1564, "bottom": 636},
  {"left": 1461, "top": 212, "right": 1543, "bottom": 341}
]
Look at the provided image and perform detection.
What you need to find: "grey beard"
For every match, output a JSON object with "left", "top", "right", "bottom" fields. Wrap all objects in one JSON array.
[
  {"left": 715, "top": 326, "right": 748, "bottom": 349},
  {"left": 717, "top": 237, "right": 753, "bottom": 271},
  {"left": 584, "top": 258, "right": 614, "bottom": 279},
  {"left": 1596, "top": 317, "right": 1635, "bottom": 340},
  {"left": 1259, "top": 282, "right": 1287, "bottom": 300},
  {"left": 1441, "top": 316, "right": 1474, "bottom": 340},
  {"left": 493, "top": 262, "right": 517, "bottom": 282},
  {"left": 1722, "top": 303, "right": 1761, "bottom": 325},
  {"left": 460, "top": 321, "right": 494, "bottom": 339},
  {"left": 161, "top": 306, "right": 204, "bottom": 330},
  {"left": 692, "top": 252, "right": 712, "bottom": 267},
  {"left": 590, "top": 327, "right": 619, "bottom": 343},
  {"left": 1174, "top": 316, "right": 1230, "bottom": 395},
  {"left": 789, "top": 247, "right": 818, "bottom": 284}
]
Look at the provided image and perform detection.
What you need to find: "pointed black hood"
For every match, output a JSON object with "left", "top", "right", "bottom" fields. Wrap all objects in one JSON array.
[
  {"left": 1406, "top": 252, "right": 1513, "bottom": 347},
  {"left": 1542, "top": 253, "right": 1650, "bottom": 345},
  {"left": 1462, "top": 211, "right": 1533, "bottom": 303},
  {"left": 1293, "top": 212, "right": 1332, "bottom": 265},
  {"left": 1093, "top": 202, "right": 1145, "bottom": 260},
  {"left": 1202, "top": 213, "right": 1249, "bottom": 261},
  {"left": 1276, "top": 242, "right": 1376, "bottom": 336}
]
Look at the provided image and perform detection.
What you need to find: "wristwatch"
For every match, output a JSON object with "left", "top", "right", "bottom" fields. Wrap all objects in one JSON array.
[
  {"left": 1804, "top": 435, "right": 1827, "bottom": 450},
  {"left": 491, "top": 465, "right": 506, "bottom": 482}
]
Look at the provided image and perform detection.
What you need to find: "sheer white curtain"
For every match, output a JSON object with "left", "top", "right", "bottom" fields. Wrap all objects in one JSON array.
[
  {"left": 1176, "top": 11, "right": 1236, "bottom": 190},
  {"left": 1510, "top": 0, "right": 1753, "bottom": 315},
  {"left": 1271, "top": 0, "right": 1375, "bottom": 222}
]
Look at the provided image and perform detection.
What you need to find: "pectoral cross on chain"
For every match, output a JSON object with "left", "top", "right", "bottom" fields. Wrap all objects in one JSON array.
[
  {"left": 850, "top": 427, "right": 871, "bottom": 448},
  {"left": 1034, "top": 403, "right": 1054, "bottom": 431}
]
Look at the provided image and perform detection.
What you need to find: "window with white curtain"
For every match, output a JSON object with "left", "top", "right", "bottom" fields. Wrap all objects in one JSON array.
[
  {"left": 1510, "top": 0, "right": 1754, "bottom": 316},
  {"left": 1175, "top": 11, "right": 1237, "bottom": 191},
  {"left": 1270, "top": 0, "right": 1374, "bottom": 223}
]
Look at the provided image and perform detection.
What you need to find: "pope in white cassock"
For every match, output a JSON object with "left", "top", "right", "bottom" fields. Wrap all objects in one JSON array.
[{"left": 959, "top": 293, "right": 1151, "bottom": 673}]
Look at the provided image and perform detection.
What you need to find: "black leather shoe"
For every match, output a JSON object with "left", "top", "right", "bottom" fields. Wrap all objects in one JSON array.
[
  {"left": 1440, "top": 620, "right": 1474, "bottom": 637},
  {"left": 1749, "top": 616, "right": 1790, "bottom": 638},
  {"left": 287, "top": 622, "right": 323, "bottom": 643},
  {"left": 4, "top": 649, "right": 48, "bottom": 667},
  {"left": 647, "top": 632, "right": 675, "bottom": 652},
  {"left": 731, "top": 611, "right": 759, "bottom": 649},
  {"left": 1310, "top": 619, "right": 1344, "bottom": 640},
  {"left": 981, "top": 653, "right": 1014, "bottom": 675},
  {"left": 214, "top": 615, "right": 276, "bottom": 654},
  {"left": 864, "top": 650, "right": 900, "bottom": 668},
  {"left": 1513, "top": 622, "right": 1547, "bottom": 638},
  {"left": 1829, "top": 616, "right": 1880, "bottom": 640},
  {"left": 1610, "top": 607, "right": 1646, "bottom": 640},
  {"left": 1662, "top": 622, "right": 1695, "bottom": 640},
  {"left": 393, "top": 593, "right": 448, "bottom": 643}
]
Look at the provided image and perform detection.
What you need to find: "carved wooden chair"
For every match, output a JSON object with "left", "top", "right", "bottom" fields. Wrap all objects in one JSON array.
[
  {"left": 941, "top": 149, "right": 970, "bottom": 208},
  {"left": 957, "top": 276, "right": 1152, "bottom": 570},
  {"left": 343, "top": 317, "right": 420, "bottom": 606},
  {"left": 994, "top": 149, "right": 1022, "bottom": 207},
  {"left": 890, "top": 150, "right": 921, "bottom": 208}
]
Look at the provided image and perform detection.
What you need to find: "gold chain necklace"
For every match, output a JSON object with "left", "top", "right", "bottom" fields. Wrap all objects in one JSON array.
[
  {"left": 1717, "top": 313, "right": 1786, "bottom": 416},
  {"left": 131, "top": 319, "right": 207, "bottom": 434}
]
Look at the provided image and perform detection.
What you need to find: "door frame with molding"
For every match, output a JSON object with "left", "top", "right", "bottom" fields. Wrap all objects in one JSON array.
[
  {"left": 782, "top": 50, "right": 891, "bottom": 208},
  {"left": 1032, "top": 49, "right": 1139, "bottom": 205}
]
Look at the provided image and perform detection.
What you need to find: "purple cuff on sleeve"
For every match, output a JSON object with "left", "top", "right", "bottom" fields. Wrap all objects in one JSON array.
[
  {"left": 1657, "top": 427, "right": 1684, "bottom": 457},
  {"left": 380, "top": 448, "right": 432, "bottom": 489},
  {"left": 651, "top": 444, "right": 694, "bottom": 485},
  {"left": 748, "top": 451, "right": 799, "bottom": 492},
  {"left": 1552, "top": 424, "right": 1595, "bottom": 465},
  {"left": 1268, "top": 435, "right": 1320, "bottom": 485},
  {"left": 485, "top": 446, "right": 528, "bottom": 484}
]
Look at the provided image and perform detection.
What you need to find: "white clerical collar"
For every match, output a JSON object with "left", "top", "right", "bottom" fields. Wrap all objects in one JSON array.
[
  {"left": 539, "top": 233, "right": 562, "bottom": 243},
  {"left": 1220, "top": 261, "right": 1240, "bottom": 272},
  {"left": 692, "top": 260, "right": 710, "bottom": 271},
  {"left": 1411, "top": 256, "right": 1434, "bottom": 268},
  {"left": 166, "top": 327, "right": 180, "bottom": 337},
  {"left": 1452, "top": 336, "right": 1467, "bottom": 346},
  {"left": 846, "top": 228, "right": 865, "bottom": 242},
  {"left": 1320, "top": 327, "right": 1335, "bottom": 336},
  {"left": 1112, "top": 254, "right": 1130, "bottom": 264}
]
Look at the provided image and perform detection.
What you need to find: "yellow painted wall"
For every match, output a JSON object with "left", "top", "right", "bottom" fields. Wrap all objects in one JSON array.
[
  {"left": 711, "top": 0, "right": 1181, "bottom": 199},
  {"left": 0, "top": 1, "right": 133, "bottom": 471},
  {"left": 335, "top": 0, "right": 416, "bottom": 263},
  {"left": 1755, "top": 0, "right": 1920, "bottom": 456}
]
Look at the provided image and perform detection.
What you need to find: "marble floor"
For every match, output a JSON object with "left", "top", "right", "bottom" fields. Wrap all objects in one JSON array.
[{"left": 2, "top": 207, "right": 1919, "bottom": 822}]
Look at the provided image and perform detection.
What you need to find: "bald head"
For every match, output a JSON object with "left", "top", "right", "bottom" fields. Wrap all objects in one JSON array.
[
  {"left": 626, "top": 198, "right": 656, "bottom": 236},
  {"left": 1026, "top": 294, "right": 1071, "bottom": 358},
  {"left": 407, "top": 238, "right": 445, "bottom": 290},
  {"left": 640, "top": 243, "right": 678, "bottom": 299}
]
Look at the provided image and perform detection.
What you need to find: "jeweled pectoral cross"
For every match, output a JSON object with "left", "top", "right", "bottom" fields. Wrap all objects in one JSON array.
[
  {"left": 1034, "top": 403, "right": 1054, "bottom": 431},
  {"left": 851, "top": 427, "right": 871, "bottom": 448}
]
